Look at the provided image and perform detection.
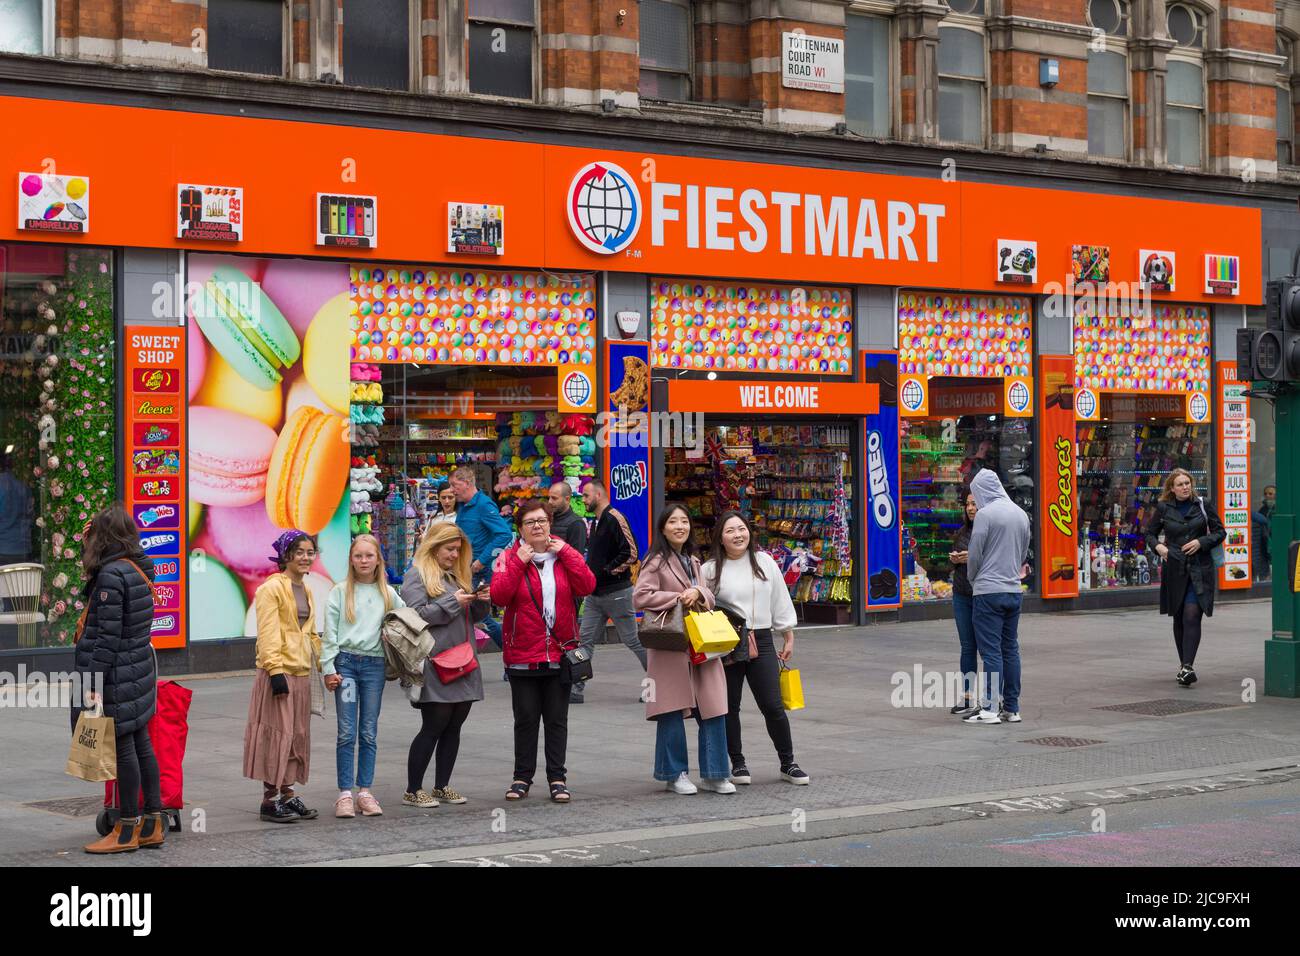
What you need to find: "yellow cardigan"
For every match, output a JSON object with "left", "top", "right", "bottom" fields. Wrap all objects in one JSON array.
[{"left": 254, "top": 573, "right": 322, "bottom": 677}]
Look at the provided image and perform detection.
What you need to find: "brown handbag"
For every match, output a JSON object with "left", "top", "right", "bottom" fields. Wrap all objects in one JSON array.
[{"left": 638, "top": 602, "right": 690, "bottom": 652}]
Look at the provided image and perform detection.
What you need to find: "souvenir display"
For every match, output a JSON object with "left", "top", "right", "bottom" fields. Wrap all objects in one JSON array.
[
  {"left": 1073, "top": 301, "right": 1211, "bottom": 394},
  {"left": 649, "top": 280, "right": 853, "bottom": 374},
  {"left": 896, "top": 292, "right": 1032, "bottom": 378}
]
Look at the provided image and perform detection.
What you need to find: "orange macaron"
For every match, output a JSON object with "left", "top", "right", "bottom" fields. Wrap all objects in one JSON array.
[{"left": 266, "top": 406, "right": 350, "bottom": 534}]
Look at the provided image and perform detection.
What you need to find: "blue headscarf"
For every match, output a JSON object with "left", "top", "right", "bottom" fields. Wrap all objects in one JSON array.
[{"left": 269, "top": 529, "right": 312, "bottom": 569}]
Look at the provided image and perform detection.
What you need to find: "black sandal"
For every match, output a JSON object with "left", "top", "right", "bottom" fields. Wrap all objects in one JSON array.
[
  {"left": 549, "top": 781, "right": 571, "bottom": 803},
  {"left": 505, "top": 781, "right": 530, "bottom": 801}
]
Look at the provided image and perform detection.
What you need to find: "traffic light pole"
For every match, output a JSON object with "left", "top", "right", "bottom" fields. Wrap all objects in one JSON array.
[{"left": 1266, "top": 386, "right": 1300, "bottom": 697}]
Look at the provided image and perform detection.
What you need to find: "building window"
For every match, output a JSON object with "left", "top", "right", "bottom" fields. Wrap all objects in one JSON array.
[
  {"left": 1087, "top": 50, "right": 1128, "bottom": 159},
  {"left": 1166, "top": 3, "right": 1205, "bottom": 49},
  {"left": 0, "top": 0, "right": 46, "bottom": 55},
  {"left": 343, "top": 0, "right": 411, "bottom": 91},
  {"left": 1166, "top": 59, "right": 1204, "bottom": 168},
  {"left": 1279, "top": 36, "right": 1294, "bottom": 167},
  {"left": 639, "top": 0, "right": 692, "bottom": 101},
  {"left": 845, "top": 13, "right": 890, "bottom": 137},
  {"left": 208, "top": 0, "right": 286, "bottom": 76},
  {"left": 944, "top": 0, "right": 985, "bottom": 14},
  {"left": 1087, "top": 0, "right": 1129, "bottom": 38},
  {"left": 467, "top": 0, "right": 535, "bottom": 99},
  {"left": 937, "top": 25, "right": 986, "bottom": 146}
]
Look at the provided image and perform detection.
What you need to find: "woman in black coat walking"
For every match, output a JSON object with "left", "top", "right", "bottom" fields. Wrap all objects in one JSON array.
[
  {"left": 74, "top": 503, "right": 165, "bottom": 854},
  {"left": 1145, "top": 468, "right": 1226, "bottom": 687}
]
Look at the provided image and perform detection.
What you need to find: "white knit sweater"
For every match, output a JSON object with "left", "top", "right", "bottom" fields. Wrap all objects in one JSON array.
[{"left": 701, "top": 552, "right": 798, "bottom": 632}]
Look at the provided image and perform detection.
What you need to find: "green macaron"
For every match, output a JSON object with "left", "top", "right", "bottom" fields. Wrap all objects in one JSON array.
[
  {"left": 193, "top": 265, "right": 301, "bottom": 391},
  {"left": 187, "top": 551, "right": 248, "bottom": 642}
]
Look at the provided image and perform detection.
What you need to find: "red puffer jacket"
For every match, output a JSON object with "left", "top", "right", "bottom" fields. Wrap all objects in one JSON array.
[{"left": 491, "top": 542, "right": 597, "bottom": 666}]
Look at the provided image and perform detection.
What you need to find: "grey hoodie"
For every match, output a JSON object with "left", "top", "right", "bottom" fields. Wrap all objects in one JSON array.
[{"left": 966, "top": 469, "right": 1030, "bottom": 596}]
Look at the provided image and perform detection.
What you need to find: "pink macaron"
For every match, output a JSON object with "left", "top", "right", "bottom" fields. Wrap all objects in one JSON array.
[
  {"left": 260, "top": 259, "right": 351, "bottom": 337},
  {"left": 188, "top": 320, "right": 208, "bottom": 402},
  {"left": 189, "top": 406, "right": 277, "bottom": 507}
]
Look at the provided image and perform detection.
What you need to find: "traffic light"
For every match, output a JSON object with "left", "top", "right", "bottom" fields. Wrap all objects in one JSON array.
[{"left": 1239, "top": 279, "right": 1300, "bottom": 382}]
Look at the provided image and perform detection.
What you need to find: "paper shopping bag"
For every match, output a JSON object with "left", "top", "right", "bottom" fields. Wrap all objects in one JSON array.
[
  {"left": 779, "top": 663, "right": 805, "bottom": 711},
  {"left": 66, "top": 706, "right": 117, "bottom": 782},
  {"left": 684, "top": 610, "right": 740, "bottom": 654}
]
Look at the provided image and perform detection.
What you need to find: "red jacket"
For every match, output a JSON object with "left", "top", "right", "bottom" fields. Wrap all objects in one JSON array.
[{"left": 491, "top": 542, "right": 597, "bottom": 666}]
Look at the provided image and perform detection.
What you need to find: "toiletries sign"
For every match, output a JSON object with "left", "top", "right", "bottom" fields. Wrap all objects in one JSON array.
[
  {"left": 18, "top": 172, "right": 90, "bottom": 233},
  {"left": 448, "top": 202, "right": 505, "bottom": 255},
  {"left": 177, "top": 184, "right": 243, "bottom": 242},
  {"left": 317, "top": 193, "right": 377, "bottom": 248}
]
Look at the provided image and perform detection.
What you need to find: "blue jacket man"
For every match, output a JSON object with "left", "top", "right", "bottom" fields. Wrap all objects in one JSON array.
[{"left": 448, "top": 467, "right": 513, "bottom": 646}]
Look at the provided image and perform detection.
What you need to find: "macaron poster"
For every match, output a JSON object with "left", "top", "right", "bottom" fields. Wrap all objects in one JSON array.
[
  {"left": 187, "top": 255, "right": 351, "bottom": 640},
  {"left": 18, "top": 172, "right": 90, "bottom": 233}
]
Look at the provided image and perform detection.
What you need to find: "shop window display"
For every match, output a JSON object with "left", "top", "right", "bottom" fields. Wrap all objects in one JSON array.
[
  {"left": 663, "top": 422, "right": 855, "bottom": 623},
  {"left": 0, "top": 244, "right": 115, "bottom": 648}
]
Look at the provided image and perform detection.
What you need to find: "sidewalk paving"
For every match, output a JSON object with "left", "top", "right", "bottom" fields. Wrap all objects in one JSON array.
[{"left": 2, "top": 599, "right": 1298, "bottom": 865}]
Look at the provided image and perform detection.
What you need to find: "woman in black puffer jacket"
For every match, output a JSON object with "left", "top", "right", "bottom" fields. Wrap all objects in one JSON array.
[
  {"left": 1145, "top": 468, "right": 1226, "bottom": 688},
  {"left": 74, "top": 503, "right": 164, "bottom": 854}
]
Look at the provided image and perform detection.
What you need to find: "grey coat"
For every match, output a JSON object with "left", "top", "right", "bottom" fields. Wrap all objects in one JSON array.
[{"left": 400, "top": 567, "right": 488, "bottom": 704}]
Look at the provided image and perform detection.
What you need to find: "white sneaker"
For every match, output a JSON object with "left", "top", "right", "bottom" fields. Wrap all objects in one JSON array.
[
  {"left": 665, "top": 772, "right": 698, "bottom": 795},
  {"left": 999, "top": 710, "right": 1022, "bottom": 723},
  {"left": 699, "top": 778, "right": 737, "bottom": 794},
  {"left": 963, "top": 709, "right": 1002, "bottom": 724}
]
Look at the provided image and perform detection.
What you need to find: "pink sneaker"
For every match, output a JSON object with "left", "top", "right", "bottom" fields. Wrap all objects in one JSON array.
[
  {"left": 334, "top": 795, "right": 355, "bottom": 818},
  {"left": 356, "top": 792, "right": 383, "bottom": 816}
]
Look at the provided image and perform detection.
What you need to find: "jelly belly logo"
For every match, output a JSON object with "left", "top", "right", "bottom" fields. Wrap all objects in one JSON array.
[
  {"left": 151, "top": 613, "right": 180, "bottom": 637},
  {"left": 133, "top": 422, "right": 178, "bottom": 446},
  {"left": 133, "top": 476, "right": 178, "bottom": 500},
  {"left": 152, "top": 558, "right": 181, "bottom": 582},
  {"left": 611, "top": 460, "right": 647, "bottom": 501},
  {"left": 153, "top": 582, "right": 181, "bottom": 611},
  {"left": 140, "top": 532, "right": 180, "bottom": 557},
  {"left": 567, "top": 162, "right": 641, "bottom": 255},
  {"left": 866, "top": 430, "right": 894, "bottom": 530},
  {"left": 133, "top": 368, "right": 179, "bottom": 393},
  {"left": 134, "top": 503, "right": 179, "bottom": 529}
]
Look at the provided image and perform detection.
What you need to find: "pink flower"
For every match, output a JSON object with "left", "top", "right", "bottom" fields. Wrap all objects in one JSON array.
[
  {"left": 99, "top": 263, "right": 108, "bottom": 273},
  {"left": 74, "top": 601, "right": 84, "bottom": 611},
  {"left": 77, "top": 300, "right": 86, "bottom": 310},
  {"left": 63, "top": 548, "right": 74, "bottom": 559},
  {"left": 54, "top": 600, "right": 67, "bottom": 614},
  {"left": 74, "top": 494, "right": 84, "bottom": 503}
]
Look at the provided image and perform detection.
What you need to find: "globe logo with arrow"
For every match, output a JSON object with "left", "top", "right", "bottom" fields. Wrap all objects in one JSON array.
[{"left": 567, "top": 162, "right": 641, "bottom": 255}]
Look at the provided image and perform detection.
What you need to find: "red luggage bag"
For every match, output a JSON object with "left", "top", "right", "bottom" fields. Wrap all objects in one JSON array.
[{"left": 96, "top": 679, "right": 193, "bottom": 836}]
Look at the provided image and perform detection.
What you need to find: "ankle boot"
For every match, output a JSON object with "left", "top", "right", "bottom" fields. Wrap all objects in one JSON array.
[
  {"left": 85, "top": 817, "right": 141, "bottom": 854},
  {"left": 138, "top": 812, "right": 167, "bottom": 849}
]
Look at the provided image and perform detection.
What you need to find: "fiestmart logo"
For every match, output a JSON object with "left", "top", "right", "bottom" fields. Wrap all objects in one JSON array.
[
  {"left": 561, "top": 369, "right": 593, "bottom": 409},
  {"left": 1187, "top": 392, "right": 1210, "bottom": 422},
  {"left": 1075, "top": 388, "right": 1098, "bottom": 419},
  {"left": 1006, "top": 379, "right": 1031, "bottom": 414},
  {"left": 567, "top": 162, "right": 641, "bottom": 255}
]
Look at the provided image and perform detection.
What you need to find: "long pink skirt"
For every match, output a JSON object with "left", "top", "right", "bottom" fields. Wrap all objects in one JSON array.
[{"left": 242, "top": 670, "right": 311, "bottom": 787}]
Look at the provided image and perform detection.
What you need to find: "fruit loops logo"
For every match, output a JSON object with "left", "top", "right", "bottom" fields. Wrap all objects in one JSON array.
[{"left": 567, "top": 162, "right": 641, "bottom": 255}]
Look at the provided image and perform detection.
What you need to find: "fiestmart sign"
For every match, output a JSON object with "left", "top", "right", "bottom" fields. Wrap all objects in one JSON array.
[{"left": 782, "top": 32, "right": 844, "bottom": 94}]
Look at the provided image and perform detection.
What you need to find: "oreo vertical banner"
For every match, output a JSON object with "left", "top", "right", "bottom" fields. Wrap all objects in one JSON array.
[
  {"left": 605, "top": 341, "right": 652, "bottom": 558},
  {"left": 1217, "top": 361, "right": 1252, "bottom": 588},
  {"left": 1039, "top": 355, "right": 1079, "bottom": 598},
  {"left": 861, "top": 351, "right": 901, "bottom": 609},
  {"left": 123, "top": 327, "right": 186, "bottom": 649}
]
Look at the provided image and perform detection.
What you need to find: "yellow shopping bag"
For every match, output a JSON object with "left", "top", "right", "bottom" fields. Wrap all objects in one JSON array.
[
  {"left": 779, "top": 662, "right": 805, "bottom": 711},
  {"left": 684, "top": 610, "right": 740, "bottom": 654}
]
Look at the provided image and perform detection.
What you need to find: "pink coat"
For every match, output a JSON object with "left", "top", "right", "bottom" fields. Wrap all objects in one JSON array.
[{"left": 633, "top": 551, "right": 728, "bottom": 721}]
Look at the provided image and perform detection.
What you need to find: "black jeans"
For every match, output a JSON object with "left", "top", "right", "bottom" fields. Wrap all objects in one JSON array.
[
  {"left": 115, "top": 726, "right": 162, "bottom": 819},
  {"left": 407, "top": 701, "right": 473, "bottom": 793},
  {"left": 510, "top": 671, "right": 569, "bottom": 784},
  {"left": 725, "top": 629, "right": 794, "bottom": 769}
]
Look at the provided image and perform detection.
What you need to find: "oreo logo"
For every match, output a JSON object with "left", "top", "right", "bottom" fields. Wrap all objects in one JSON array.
[{"left": 866, "top": 431, "right": 894, "bottom": 530}]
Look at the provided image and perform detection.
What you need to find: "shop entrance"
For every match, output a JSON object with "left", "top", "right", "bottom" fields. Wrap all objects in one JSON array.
[
  {"left": 661, "top": 417, "right": 858, "bottom": 625},
  {"left": 899, "top": 379, "right": 1035, "bottom": 602}
]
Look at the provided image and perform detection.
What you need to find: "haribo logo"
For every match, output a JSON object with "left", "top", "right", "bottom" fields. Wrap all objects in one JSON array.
[
  {"left": 567, "top": 162, "right": 641, "bottom": 255},
  {"left": 611, "top": 461, "right": 648, "bottom": 501},
  {"left": 866, "top": 431, "right": 894, "bottom": 530}
]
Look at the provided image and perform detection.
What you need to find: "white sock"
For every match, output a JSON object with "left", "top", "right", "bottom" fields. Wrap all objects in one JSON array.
[{"left": 339, "top": 789, "right": 352, "bottom": 800}]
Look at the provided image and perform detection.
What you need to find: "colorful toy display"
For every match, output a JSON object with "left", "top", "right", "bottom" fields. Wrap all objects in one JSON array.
[
  {"left": 649, "top": 280, "right": 853, "bottom": 374},
  {"left": 896, "top": 293, "right": 1032, "bottom": 378},
  {"left": 349, "top": 267, "right": 597, "bottom": 366},
  {"left": 1073, "top": 302, "right": 1211, "bottom": 393}
]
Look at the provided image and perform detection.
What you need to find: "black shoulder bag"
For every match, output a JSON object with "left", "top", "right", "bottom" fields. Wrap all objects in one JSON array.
[{"left": 524, "top": 562, "right": 593, "bottom": 685}]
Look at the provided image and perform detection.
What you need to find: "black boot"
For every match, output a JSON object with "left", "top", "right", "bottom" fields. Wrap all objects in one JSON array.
[{"left": 260, "top": 799, "right": 299, "bottom": 823}]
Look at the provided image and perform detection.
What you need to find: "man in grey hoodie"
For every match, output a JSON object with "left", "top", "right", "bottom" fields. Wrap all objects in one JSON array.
[{"left": 964, "top": 469, "right": 1030, "bottom": 724}]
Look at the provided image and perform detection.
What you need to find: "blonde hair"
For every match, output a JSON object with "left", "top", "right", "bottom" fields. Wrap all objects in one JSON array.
[
  {"left": 344, "top": 534, "right": 393, "bottom": 624},
  {"left": 413, "top": 522, "right": 473, "bottom": 598},
  {"left": 1160, "top": 468, "right": 1197, "bottom": 503}
]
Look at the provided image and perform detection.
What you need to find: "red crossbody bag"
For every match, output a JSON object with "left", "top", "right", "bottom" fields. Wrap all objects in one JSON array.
[{"left": 430, "top": 608, "right": 480, "bottom": 684}]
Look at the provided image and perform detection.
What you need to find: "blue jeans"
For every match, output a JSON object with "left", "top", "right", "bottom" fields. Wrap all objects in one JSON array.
[
  {"left": 654, "top": 711, "right": 729, "bottom": 781},
  {"left": 334, "top": 652, "right": 386, "bottom": 790},
  {"left": 952, "top": 592, "right": 978, "bottom": 701},
  {"left": 972, "top": 592, "right": 1022, "bottom": 714}
]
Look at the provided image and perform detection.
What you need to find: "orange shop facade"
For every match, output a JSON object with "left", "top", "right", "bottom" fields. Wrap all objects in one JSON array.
[{"left": 0, "top": 94, "right": 1267, "bottom": 656}]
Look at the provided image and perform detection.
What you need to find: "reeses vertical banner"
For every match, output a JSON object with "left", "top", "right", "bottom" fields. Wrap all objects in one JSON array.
[
  {"left": 124, "top": 327, "right": 187, "bottom": 648},
  {"left": 1039, "top": 355, "right": 1079, "bottom": 599}
]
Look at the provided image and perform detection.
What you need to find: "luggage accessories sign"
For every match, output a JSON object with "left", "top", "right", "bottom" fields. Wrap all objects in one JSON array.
[{"left": 782, "top": 33, "right": 844, "bottom": 94}]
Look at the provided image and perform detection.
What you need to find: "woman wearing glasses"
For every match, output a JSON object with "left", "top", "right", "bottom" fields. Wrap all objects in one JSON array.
[
  {"left": 490, "top": 498, "right": 596, "bottom": 803},
  {"left": 243, "top": 530, "right": 323, "bottom": 823}
]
